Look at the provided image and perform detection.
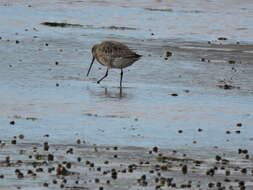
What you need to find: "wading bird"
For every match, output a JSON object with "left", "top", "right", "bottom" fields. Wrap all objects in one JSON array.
[{"left": 87, "top": 41, "right": 141, "bottom": 88}]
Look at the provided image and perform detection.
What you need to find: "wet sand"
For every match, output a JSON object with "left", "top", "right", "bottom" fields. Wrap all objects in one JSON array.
[
  {"left": 0, "top": 139, "right": 253, "bottom": 190},
  {"left": 1, "top": 0, "right": 253, "bottom": 189}
]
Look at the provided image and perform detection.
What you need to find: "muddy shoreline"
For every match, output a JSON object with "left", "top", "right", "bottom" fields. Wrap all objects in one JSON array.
[
  {"left": 0, "top": 138, "right": 253, "bottom": 190},
  {"left": 1, "top": 0, "right": 253, "bottom": 189}
]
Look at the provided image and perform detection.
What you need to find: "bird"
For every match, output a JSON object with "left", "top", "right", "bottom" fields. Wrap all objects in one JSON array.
[{"left": 86, "top": 41, "right": 142, "bottom": 88}]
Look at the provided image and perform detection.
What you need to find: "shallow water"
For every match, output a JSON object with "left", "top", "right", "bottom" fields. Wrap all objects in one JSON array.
[{"left": 0, "top": 0, "right": 253, "bottom": 150}]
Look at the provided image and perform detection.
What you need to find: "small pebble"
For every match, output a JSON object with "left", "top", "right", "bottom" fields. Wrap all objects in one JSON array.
[
  {"left": 218, "top": 37, "right": 228, "bottom": 40},
  {"left": 18, "top": 134, "right": 24, "bottom": 139},
  {"left": 241, "top": 168, "right": 247, "bottom": 174},
  {"left": 10, "top": 121, "right": 15, "bottom": 125},
  {"left": 182, "top": 165, "right": 188, "bottom": 174},
  {"left": 111, "top": 169, "right": 117, "bottom": 180},
  {"left": 44, "top": 142, "right": 49, "bottom": 151},
  {"left": 236, "top": 123, "right": 242, "bottom": 127},
  {"left": 48, "top": 154, "right": 54, "bottom": 161},
  {"left": 152, "top": 147, "right": 158, "bottom": 153},
  {"left": 164, "top": 51, "right": 172, "bottom": 57}
]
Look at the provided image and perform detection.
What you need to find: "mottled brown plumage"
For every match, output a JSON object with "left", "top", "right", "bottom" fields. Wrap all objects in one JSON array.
[{"left": 87, "top": 41, "right": 141, "bottom": 88}]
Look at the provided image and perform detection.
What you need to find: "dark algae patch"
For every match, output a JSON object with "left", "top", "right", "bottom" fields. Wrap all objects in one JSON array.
[
  {"left": 41, "top": 22, "right": 137, "bottom": 30},
  {"left": 228, "top": 60, "right": 236, "bottom": 64},
  {"left": 101, "top": 25, "right": 137, "bottom": 30},
  {"left": 145, "top": 8, "right": 173, "bottom": 12},
  {"left": 41, "top": 22, "right": 83, "bottom": 28}
]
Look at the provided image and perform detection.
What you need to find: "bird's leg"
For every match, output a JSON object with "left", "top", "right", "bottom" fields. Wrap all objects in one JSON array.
[
  {"left": 97, "top": 68, "right": 109, "bottom": 84},
  {"left": 120, "top": 68, "right": 123, "bottom": 89},
  {"left": 119, "top": 86, "right": 123, "bottom": 98}
]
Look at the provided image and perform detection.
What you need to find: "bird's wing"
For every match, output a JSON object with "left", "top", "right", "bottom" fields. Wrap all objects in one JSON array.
[{"left": 101, "top": 42, "right": 140, "bottom": 59}]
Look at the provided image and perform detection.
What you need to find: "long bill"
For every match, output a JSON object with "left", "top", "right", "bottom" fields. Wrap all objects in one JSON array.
[{"left": 87, "top": 57, "right": 95, "bottom": 77}]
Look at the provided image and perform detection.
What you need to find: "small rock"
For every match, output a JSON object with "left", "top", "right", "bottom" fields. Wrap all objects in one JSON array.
[
  {"left": 164, "top": 51, "right": 172, "bottom": 57},
  {"left": 228, "top": 60, "right": 236, "bottom": 64},
  {"left": 198, "top": 128, "right": 203, "bottom": 132},
  {"left": 241, "top": 168, "right": 247, "bottom": 174},
  {"left": 215, "top": 155, "right": 222, "bottom": 161},
  {"left": 182, "top": 165, "right": 187, "bottom": 174},
  {"left": 48, "top": 154, "right": 54, "bottom": 161},
  {"left": 152, "top": 147, "right": 158, "bottom": 153},
  {"left": 76, "top": 139, "right": 81, "bottom": 144},
  {"left": 44, "top": 142, "right": 49, "bottom": 151},
  {"left": 208, "top": 183, "right": 214, "bottom": 188},
  {"left": 66, "top": 162, "right": 71, "bottom": 169},
  {"left": 18, "top": 134, "right": 24, "bottom": 139},
  {"left": 218, "top": 37, "right": 228, "bottom": 40},
  {"left": 113, "top": 146, "right": 118, "bottom": 150},
  {"left": 225, "top": 170, "right": 230, "bottom": 176},
  {"left": 10, "top": 121, "right": 15, "bottom": 125},
  {"left": 111, "top": 169, "right": 117, "bottom": 180},
  {"left": 77, "top": 157, "right": 82, "bottom": 162},
  {"left": 236, "top": 123, "right": 242, "bottom": 127}
]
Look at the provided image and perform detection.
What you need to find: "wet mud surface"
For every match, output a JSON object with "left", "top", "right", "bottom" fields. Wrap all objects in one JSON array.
[
  {"left": 1, "top": 0, "right": 253, "bottom": 189},
  {"left": 0, "top": 139, "right": 253, "bottom": 190}
]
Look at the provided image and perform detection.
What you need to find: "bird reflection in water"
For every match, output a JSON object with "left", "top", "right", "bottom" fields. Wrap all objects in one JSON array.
[
  {"left": 102, "top": 86, "right": 126, "bottom": 99},
  {"left": 86, "top": 85, "right": 130, "bottom": 99}
]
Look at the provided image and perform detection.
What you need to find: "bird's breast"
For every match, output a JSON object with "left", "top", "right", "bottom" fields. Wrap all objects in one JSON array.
[{"left": 96, "top": 56, "right": 111, "bottom": 68}]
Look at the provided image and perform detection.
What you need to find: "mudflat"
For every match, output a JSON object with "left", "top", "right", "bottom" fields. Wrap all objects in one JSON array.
[{"left": 0, "top": 0, "right": 253, "bottom": 189}]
